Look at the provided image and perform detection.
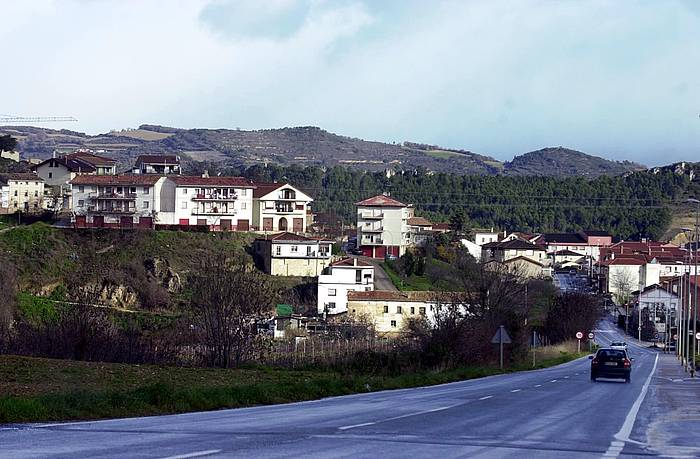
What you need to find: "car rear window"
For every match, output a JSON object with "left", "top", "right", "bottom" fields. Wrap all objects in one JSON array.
[{"left": 597, "top": 349, "right": 626, "bottom": 359}]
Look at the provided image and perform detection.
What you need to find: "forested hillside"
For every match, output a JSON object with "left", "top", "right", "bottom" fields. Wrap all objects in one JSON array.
[{"left": 215, "top": 164, "right": 688, "bottom": 240}]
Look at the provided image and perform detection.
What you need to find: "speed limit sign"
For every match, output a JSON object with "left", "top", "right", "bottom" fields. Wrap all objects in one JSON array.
[
  {"left": 576, "top": 331, "right": 583, "bottom": 339},
  {"left": 696, "top": 332, "right": 700, "bottom": 341},
  {"left": 674, "top": 334, "right": 678, "bottom": 340},
  {"left": 588, "top": 332, "right": 594, "bottom": 340}
]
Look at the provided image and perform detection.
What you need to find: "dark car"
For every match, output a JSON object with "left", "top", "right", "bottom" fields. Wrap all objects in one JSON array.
[{"left": 590, "top": 348, "right": 631, "bottom": 383}]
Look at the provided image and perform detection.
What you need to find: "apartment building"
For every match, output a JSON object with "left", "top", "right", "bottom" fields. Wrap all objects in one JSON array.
[
  {"left": 252, "top": 232, "right": 333, "bottom": 276},
  {"left": 540, "top": 231, "right": 613, "bottom": 260},
  {"left": 133, "top": 155, "right": 181, "bottom": 175},
  {"left": 252, "top": 183, "right": 313, "bottom": 233},
  {"left": 165, "top": 175, "right": 254, "bottom": 230},
  {"left": 0, "top": 173, "right": 45, "bottom": 214},
  {"left": 317, "top": 258, "right": 374, "bottom": 315},
  {"left": 356, "top": 195, "right": 414, "bottom": 258},
  {"left": 70, "top": 175, "right": 173, "bottom": 228}
]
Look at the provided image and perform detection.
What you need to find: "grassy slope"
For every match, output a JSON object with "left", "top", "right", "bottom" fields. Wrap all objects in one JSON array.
[
  {"left": 381, "top": 259, "right": 461, "bottom": 291},
  {"left": 0, "top": 350, "right": 586, "bottom": 423}
]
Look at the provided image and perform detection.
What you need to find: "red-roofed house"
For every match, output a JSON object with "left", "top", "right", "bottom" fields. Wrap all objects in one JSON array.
[
  {"left": 168, "top": 174, "right": 255, "bottom": 230},
  {"left": 252, "top": 232, "right": 333, "bottom": 276},
  {"left": 356, "top": 194, "right": 414, "bottom": 258},
  {"left": 134, "top": 155, "right": 181, "bottom": 175},
  {"left": 253, "top": 183, "right": 313, "bottom": 233}
]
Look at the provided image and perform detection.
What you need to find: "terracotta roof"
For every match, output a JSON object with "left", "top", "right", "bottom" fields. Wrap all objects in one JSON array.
[
  {"left": 70, "top": 175, "right": 161, "bottom": 185},
  {"left": 171, "top": 176, "right": 254, "bottom": 187},
  {"left": 65, "top": 152, "right": 116, "bottom": 166},
  {"left": 252, "top": 183, "right": 285, "bottom": 198},
  {"left": 330, "top": 257, "right": 373, "bottom": 267},
  {"left": 407, "top": 216, "right": 433, "bottom": 227},
  {"left": 503, "top": 256, "right": 544, "bottom": 267},
  {"left": 136, "top": 155, "right": 180, "bottom": 165},
  {"left": 347, "top": 290, "right": 465, "bottom": 302},
  {"left": 599, "top": 256, "right": 647, "bottom": 266},
  {"left": 432, "top": 223, "right": 451, "bottom": 231},
  {"left": 31, "top": 156, "right": 97, "bottom": 173},
  {"left": 0, "top": 173, "right": 43, "bottom": 183},
  {"left": 356, "top": 195, "right": 407, "bottom": 207}
]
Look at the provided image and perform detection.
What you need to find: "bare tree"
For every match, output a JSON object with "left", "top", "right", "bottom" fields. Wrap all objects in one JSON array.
[
  {"left": 611, "top": 268, "right": 634, "bottom": 305},
  {"left": 190, "top": 258, "right": 277, "bottom": 368}
]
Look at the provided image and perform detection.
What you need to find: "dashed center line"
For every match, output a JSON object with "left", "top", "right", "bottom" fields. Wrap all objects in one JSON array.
[
  {"left": 535, "top": 384, "right": 542, "bottom": 387},
  {"left": 338, "top": 422, "right": 375, "bottom": 431},
  {"left": 478, "top": 395, "right": 493, "bottom": 400},
  {"left": 564, "top": 376, "right": 569, "bottom": 379},
  {"left": 550, "top": 379, "right": 558, "bottom": 383},
  {"left": 510, "top": 389, "right": 521, "bottom": 393},
  {"left": 160, "top": 450, "right": 223, "bottom": 459}
]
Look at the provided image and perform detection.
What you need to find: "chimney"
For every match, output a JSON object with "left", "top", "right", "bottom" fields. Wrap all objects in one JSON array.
[
  {"left": 353, "top": 258, "right": 357, "bottom": 266},
  {"left": 202, "top": 170, "right": 209, "bottom": 178}
]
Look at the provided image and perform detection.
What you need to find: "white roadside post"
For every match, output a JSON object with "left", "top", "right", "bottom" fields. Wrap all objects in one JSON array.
[{"left": 576, "top": 331, "right": 583, "bottom": 353}]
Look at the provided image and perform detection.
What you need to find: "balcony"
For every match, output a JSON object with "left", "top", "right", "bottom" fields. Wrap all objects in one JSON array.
[
  {"left": 191, "top": 207, "right": 237, "bottom": 216},
  {"left": 361, "top": 226, "right": 383, "bottom": 233},
  {"left": 360, "top": 211, "right": 384, "bottom": 219},
  {"left": 89, "top": 192, "right": 137, "bottom": 200},
  {"left": 361, "top": 238, "right": 384, "bottom": 246},
  {"left": 87, "top": 206, "right": 136, "bottom": 214},
  {"left": 192, "top": 193, "right": 237, "bottom": 202}
]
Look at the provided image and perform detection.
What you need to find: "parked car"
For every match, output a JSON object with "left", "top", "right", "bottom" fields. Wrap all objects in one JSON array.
[{"left": 590, "top": 348, "right": 632, "bottom": 382}]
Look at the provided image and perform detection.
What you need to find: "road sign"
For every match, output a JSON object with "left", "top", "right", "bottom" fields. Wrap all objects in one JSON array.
[
  {"left": 588, "top": 332, "right": 594, "bottom": 340},
  {"left": 491, "top": 326, "right": 512, "bottom": 344},
  {"left": 576, "top": 331, "right": 583, "bottom": 339},
  {"left": 673, "top": 334, "right": 678, "bottom": 340},
  {"left": 696, "top": 332, "right": 700, "bottom": 341},
  {"left": 654, "top": 333, "right": 660, "bottom": 341}
]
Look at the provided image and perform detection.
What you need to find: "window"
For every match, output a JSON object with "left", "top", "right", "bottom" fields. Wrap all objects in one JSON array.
[
  {"left": 130, "top": 187, "right": 136, "bottom": 193},
  {"left": 275, "top": 245, "right": 281, "bottom": 256},
  {"left": 411, "top": 307, "right": 415, "bottom": 314},
  {"left": 419, "top": 307, "right": 426, "bottom": 315},
  {"left": 181, "top": 201, "right": 187, "bottom": 209},
  {"left": 78, "top": 200, "right": 84, "bottom": 208},
  {"left": 390, "top": 320, "right": 397, "bottom": 328},
  {"left": 365, "top": 287, "right": 371, "bottom": 291},
  {"left": 383, "top": 305, "right": 389, "bottom": 313},
  {"left": 183, "top": 188, "right": 188, "bottom": 194},
  {"left": 48, "top": 172, "right": 53, "bottom": 178},
  {"left": 13, "top": 190, "right": 17, "bottom": 196},
  {"left": 328, "top": 302, "right": 336, "bottom": 309},
  {"left": 306, "top": 246, "right": 312, "bottom": 256},
  {"left": 143, "top": 187, "right": 149, "bottom": 194},
  {"left": 34, "top": 191, "right": 38, "bottom": 197},
  {"left": 291, "top": 245, "right": 298, "bottom": 253},
  {"left": 329, "top": 289, "right": 337, "bottom": 297},
  {"left": 143, "top": 201, "right": 149, "bottom": 209},
  {"left": 24, "top": 191, "right": 28, "bottom": 197},
  {"left": 356, "top": 270, "right": 362, "bottom": 283},
  {"left": 241, "top": 202, "right": 247, "bottom": 210},
  {"left": 265, "top": 201, "right": 274, "bottom": 209},
  {"left": 241, "top": 189, "right": 247, "bottom": 196},
  {"left": 397, "top": 306, "right": 402, "bottom": 314}
]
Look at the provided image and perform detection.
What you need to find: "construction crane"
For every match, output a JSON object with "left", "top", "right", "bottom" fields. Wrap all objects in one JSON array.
[{"left": 0, "top": 115, "right": 78, "bottom": 123}]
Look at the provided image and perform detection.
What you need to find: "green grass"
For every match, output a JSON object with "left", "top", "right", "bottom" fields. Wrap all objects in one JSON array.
[
  {"left": 425, "top": 149, "right": 462, "bottom": 159},
  {"left": 381, "top": 260, "right": 460, "bottom": 291},
  {"left": 0, "top": 351, "right": 585, "bottom": 423}
]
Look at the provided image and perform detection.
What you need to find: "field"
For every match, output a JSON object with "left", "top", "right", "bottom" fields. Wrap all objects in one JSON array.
[
  {"left": 0, "top": 349, "right": 586, "bottom": 423},
  {"left": 107, "top": 129, "right": 174, "bottom": 141}
]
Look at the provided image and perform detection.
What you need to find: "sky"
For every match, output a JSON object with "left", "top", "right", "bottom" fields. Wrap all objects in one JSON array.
[{"left": 1, "top": 0, "right": 699, "bottom": 166}]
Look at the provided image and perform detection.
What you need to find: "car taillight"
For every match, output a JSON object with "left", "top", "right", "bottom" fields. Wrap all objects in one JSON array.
[
  {"left": 592, "top": 359, "right": 599, "bottom": 365},
  {"left": 623, "top": 359, "right": 631, "bottom": 367}
]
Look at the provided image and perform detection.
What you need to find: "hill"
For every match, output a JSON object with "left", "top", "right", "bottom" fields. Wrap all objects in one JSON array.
[
  {"left": 503, "top": 147, "right": 646, "bottom": 177},
  {"left": 1, "top": 125, "right": 643, "bottom": 177}
]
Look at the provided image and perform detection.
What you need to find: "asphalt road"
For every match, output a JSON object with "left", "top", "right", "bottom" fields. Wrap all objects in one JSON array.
[
  {"left": 1, "top": 321, "right": 667, "bottom": 458},
  {"left": 553, "top": 272, "right": 590, "bottom": 293}
]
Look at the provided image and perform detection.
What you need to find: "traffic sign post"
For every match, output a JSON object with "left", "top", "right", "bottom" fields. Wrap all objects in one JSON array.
[
  {"left": 588, "top": 332, "right": 594, "bottom": 352},
  {"left": 491, "top": 325, "right": 512, "bottom": 370},
  {"left": 576, "top": 331, "right": 583, "bottom": 353}
]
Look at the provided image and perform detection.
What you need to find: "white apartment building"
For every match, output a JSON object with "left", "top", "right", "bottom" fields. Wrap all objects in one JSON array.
[
  {"left": 0, "top": 173, "right": 45, "bottom": 214},
  {"left": 252, "top": 232, "right": 333, "bottom": 276},
  {"left": 356, "top": 195, "right": 414, "bottom": 259},
  {"left": 253, "top": 183, "right": 313, "bottom": 233},
  {"left": 318, "top": 258, "right": 374, "bottom": 315},
  {"left": 133, "top": 155, "right": 181, "bottom": 175},
  {"left": 70, "top": 175, "right": 174, "bottom": 228},
  {"left": 164, "top": 175, "right": 254, "bottom": 230}
]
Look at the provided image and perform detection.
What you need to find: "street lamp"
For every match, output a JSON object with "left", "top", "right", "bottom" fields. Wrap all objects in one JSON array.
[
  {"left": 687, "top": 198, "right": 700, "bottom": 376},
  {"left": 680, "top": 226, "right": 694, "bottom": 369}
]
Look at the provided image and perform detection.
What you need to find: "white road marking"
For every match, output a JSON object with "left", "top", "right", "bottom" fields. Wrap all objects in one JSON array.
[
  {"left": 564, "top": 376, "right": 569, "bottom": 379},
  {"left": 160, "top": 450, "right": 222, "bottom": 459},
  {"left": 478, "top": 396, "right": 493, "bottom": 400},
  {"left": 338, "top": 422, "right": 376, "bottom": 431},
  {"left": 510, "top": 389, "right": 521, "bottom": 393},
  {"left": 535, "top": 384, "right": 542, "bottom": 387},
  {"left": 550, "top": 379, "right": 557, "bottom": 383},
  {"left": 601, "top": 353, "right": 659, "bottom": 458}
]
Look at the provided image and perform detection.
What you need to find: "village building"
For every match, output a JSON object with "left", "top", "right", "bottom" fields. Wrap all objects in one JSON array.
[
  {"left": 539, "top": 231, "right": 613, "bottom": 260},
  {"left": 70, "top": 175, "right": 173, "bottom": 229},
  {"left": 252, "top": 232, "right": 333, "bottom": 276},
  {"left": 253, "top": 183, "right": 313, "bottom": 233},
  {"left": 133, "top": 155, "right": 181, "bottom": 175},
  {"left": 317, "top": 258, "right": 374, "bottom": 315},
  {"left": 356, "top": 195, "right": 414, "bottom": 258},
  {"left": 0, "top": 173, "right": 45, "bottom": 214}
]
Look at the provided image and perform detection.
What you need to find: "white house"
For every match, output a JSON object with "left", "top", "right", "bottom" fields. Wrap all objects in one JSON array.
[
  {"left": 70, "top": 175, "right": 174, "bottom": 228},
  {"left": 253, "top": 183, "right": 313, "bottom": 233},
  {"left": 317, "top": 258, "right": 374, "bottom": 315},
  {"left": 0, "top": 173, "right": 45, "bottom": 214},
  {"left": 252, "top": 232, "right": 333, "bottom": 276},
  {"left": 635, "top": 284, "right": 678, "bottom": 338},
  {"left": 133, "top": 155, "right": 181, "bottom": 175},
  {"left": 356, "top": 194, "right": 414, "bottom": 258},
  {"left": 165, "top": 175, "right": 255, "bottom": 230}
]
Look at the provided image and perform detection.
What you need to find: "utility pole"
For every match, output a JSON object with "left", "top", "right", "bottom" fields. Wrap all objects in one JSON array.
[{"left": 689, "top": 198, "right": 700, "bottom": 376}]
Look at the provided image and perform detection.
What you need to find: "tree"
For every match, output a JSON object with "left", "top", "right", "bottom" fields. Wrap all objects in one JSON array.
[
  {"left": 0, "top": 135, "right": 17, "bottom": 152},
  {"left": 543, "top": 293, "right": 603, "bottom": 344},
  {"left": 449, "top": 208, "right": 468, "bottom": 233},
  {"left": 190, "top": 258, "right": 277, "bottom": 368},
  {"left": 0, "top": 260, "right": 18, "bottom": 351},
  {"left": 610, "top": 269, "right": 635, "bottom": 306}
]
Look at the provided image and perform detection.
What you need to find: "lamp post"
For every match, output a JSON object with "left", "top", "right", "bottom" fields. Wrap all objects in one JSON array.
[
  {"left": 688, "top": 198, "right": 700, "bottom": 376},
  {"left": 680, "top": 226, "right": 694, "bottom": 369}
]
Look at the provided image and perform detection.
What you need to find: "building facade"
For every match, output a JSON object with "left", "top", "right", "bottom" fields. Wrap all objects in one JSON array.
[
  {"left": 317, "top": 258, "right": 374, "bottom": 315},
  {"left": 134, "top": 155, "right": 181, "bottom": 175},
  {"left": 252, "top": 183, "right": 313, "bottom": 233},
  {"left": 252, "top": 232, "right": 333, "bottom": 276},
  {"left": 356, "top": 195, "right": 414, "bottom": 259},
  {"left": 70, "top": 175, "right": 173, "bottom": 228},
  {"left": 0, "top": 173, "right": 45, "bottom": 214}
]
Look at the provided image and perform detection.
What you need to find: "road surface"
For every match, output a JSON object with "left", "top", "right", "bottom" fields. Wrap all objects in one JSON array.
[
  {"left": 0, "top": 322, "right": 670, "bottom": 458},
  {"left": 553, "top": 272, "right": 590, "bottom": 293}
]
